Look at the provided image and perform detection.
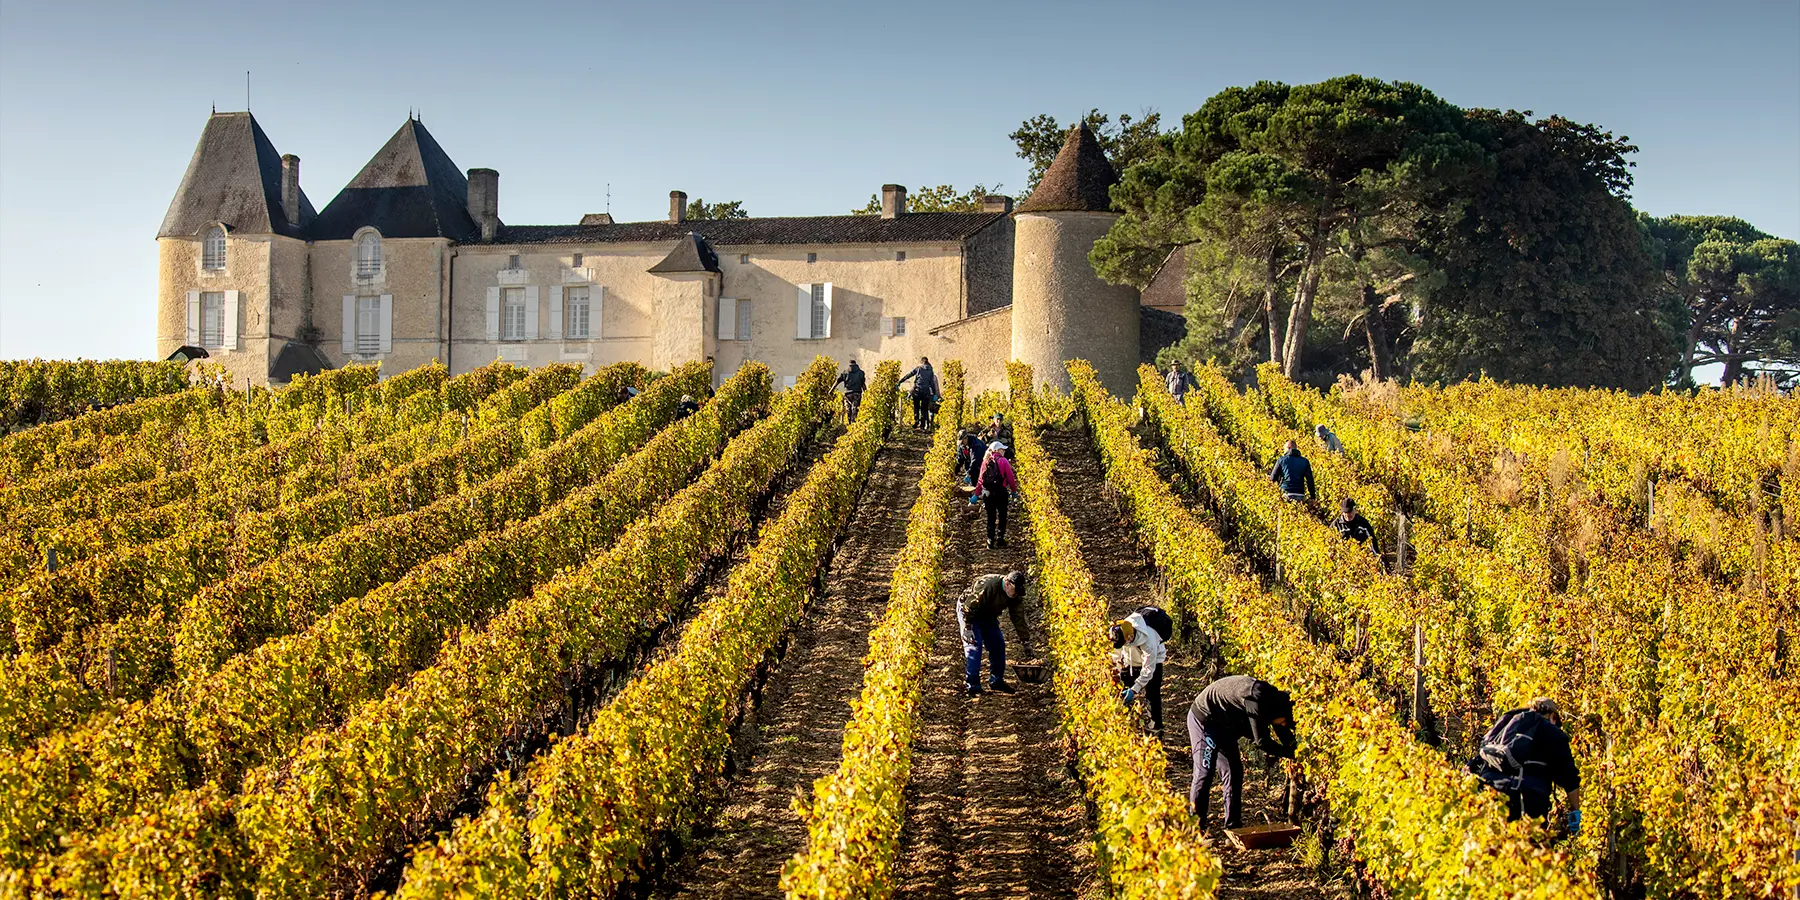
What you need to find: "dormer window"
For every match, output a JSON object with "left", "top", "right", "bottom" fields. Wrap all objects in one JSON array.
[
  {"left": 202, "top": 227, "right": 226, "bottom": 270},
  {"left": 356, "top": 232, "right": 383, "bottom": 279}
]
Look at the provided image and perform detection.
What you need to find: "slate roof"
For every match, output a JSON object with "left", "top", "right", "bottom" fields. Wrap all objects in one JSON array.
[
  {"left": 647, "top": 232, "right": 722, "bottom": 274},
  {"left": 1141, "top": 246, "right": 1190, "bottom": 309},
  {"left": 309, "top": 119, "right": 481, "bottom": 241},
  {"left": 268, "top": 341, "right": 334, "bottom": 381},
  {"left": 159, "top": 112, "right": 315, "bottom": 238},
  {"left": 1016, "top": 123, "right": 1119, "bottom": 214},
  {"left": 487, "top": 211, "right": 1007, "bottom": 247}
]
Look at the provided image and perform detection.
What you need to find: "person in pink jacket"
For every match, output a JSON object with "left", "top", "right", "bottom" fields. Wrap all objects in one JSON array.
[{"left": 975, "top": 442, "right": 1020, "bottom": 549}]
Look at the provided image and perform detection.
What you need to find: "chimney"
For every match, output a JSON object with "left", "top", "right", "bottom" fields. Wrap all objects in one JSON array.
[
  {"left": 882, "top": 184, "right": 907, "bottom": 219},
  {"left": 467, "top": 168, "right": 499, "bottom": 242},
  {"left": 982, "top": 194, "right": 1013, "bottom": 214},
  {"left": 669, "top": 190, "right": 688, "bottom": 224},
  {"left": 280, "top": 155, "right": 301, "bottom": 227}
]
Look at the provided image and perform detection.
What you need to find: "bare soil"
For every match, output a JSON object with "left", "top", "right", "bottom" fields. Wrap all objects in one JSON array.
[
  {"left": 1038, "top": 425, "right": 1349, "bottom": 900},
  {"left": 652, "top": 429, "right": 929, "bottom": 900},
  {"left": 892, "top": 451, "right": 1099, "bottom": 900}
]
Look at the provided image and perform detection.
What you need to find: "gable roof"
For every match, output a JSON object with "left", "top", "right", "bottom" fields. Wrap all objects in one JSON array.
[
  {"left": 159, "top": 112, "right": 314, "bottom": 238},
  {"left": 490, "top": 211, "right": 1006, "bottom": 247},
  {"left": 309, "top": 118, "right": 480, "bottom": 241},
  {"left": 1016, "top": 122, "right": 1119, "bottom": 214},
  {"left": 647, "top": 232, "right": 722, "bottom": 274},
  {"left": 268, "top": 341, "right": 334, "bottom": 382}
]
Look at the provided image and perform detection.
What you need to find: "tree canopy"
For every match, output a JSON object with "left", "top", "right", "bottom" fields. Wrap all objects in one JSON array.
[
  {"left": 1092, "top": 75, "right": 1704, "bottom": 390},
  {"left": 684, "top": 198, "right": 748, "bottom": 220},
  {"left": 851, "top": 184, "right": 1003, "bottom": 215},
  {"left": 1642, "top": 214, "right": 1800, "bottom": 385}
]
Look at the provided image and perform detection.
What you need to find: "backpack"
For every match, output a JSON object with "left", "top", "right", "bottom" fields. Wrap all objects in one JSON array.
[
  {"left": 1474, "top": 710, "right": 1543, "bottom": 790},
  {"left": 979, "top": 457, "right": 1006, "bottom": 495},
  {"left": 1136, "top": 605, "right": 1174, "bottom": 642}
]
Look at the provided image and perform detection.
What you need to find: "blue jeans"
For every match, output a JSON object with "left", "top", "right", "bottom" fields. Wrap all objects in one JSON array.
[{"left": 962, "top": 614, "right": 1006, "bottom": 690}]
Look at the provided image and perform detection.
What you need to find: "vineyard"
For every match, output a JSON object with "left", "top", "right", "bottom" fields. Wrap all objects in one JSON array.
[{"left": 0, "top": 356, "right": 1793, "bottom": 899}]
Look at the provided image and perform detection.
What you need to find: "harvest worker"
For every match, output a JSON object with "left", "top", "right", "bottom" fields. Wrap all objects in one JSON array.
[
  {"left": 1165, "top": 362, "right": 1195, "bottom": 405},
  {"left": 1467, "top": 698, "right": 1583, "bottom": 833},
  {"left": 975, "top": 442, "right": 1020, "bottom": 549},
  {"left": 1111, "top": 605, "right": 1173, "bottom": 733},
  {"left": 676, "top": 394, "right": 701, "bottom": 419},
  {"left": 835, "top": 360, "right": 866, "bottom": 422},
  {"left": 983, "top": 412, "right": 1014, "bottom": 447},
  {"left": 1314, "top": 423, "right": 1345, "bottom": 456},
  {"left": 897, "top": 356, "right": 940, "bottom": 431},
  {"left": 1188, "top": 675, "right": 1297, "bottom": 829},
  {"left": 957, "top": 570, "right": 1032, "bottom": 696},
  {"left": 1334, "top": 498, "right": 1377, "bottom": 549},
  {"left": 957, "top": 428, "right": 988, "bottom": 483},
  {"left": 1269, "top": 439, "right": 1317, "bottom": 502}
]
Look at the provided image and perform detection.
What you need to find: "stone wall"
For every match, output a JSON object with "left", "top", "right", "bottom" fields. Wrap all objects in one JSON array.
[{"left": 1010, "top": 210, "right": 1140, "bottom": 394}]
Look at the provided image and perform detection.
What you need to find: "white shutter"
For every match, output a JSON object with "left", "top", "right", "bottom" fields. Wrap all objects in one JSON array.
[
  {"left": 820, "top": 283, "right": 833, "bottom": 339},
  {"left": 185, "top": 291, "right": 201, "bottom": 346},
  {"left": 485, "top": 287, "right": 501, "bottom": 341},
  {"left": 717, "top": 295, "right": 737, "bottom": 341},
  {"left": 880, "top": 316, "right": 893, "bottom": 338},
  {"left": 342, "top": 295, "right": 357, "bottom": 354},
  {"left": 595, "top": 286, "right": 605, "bottom": 339},
  {"left": 524, "top": 285, "right": 539, "bottom": 339},
  {"left": 796, "top": 284, "right": 812, "bottom": 339},
  {"left": 548, "top": 285, "right": 564, "bottom": 340},
  {"left": 221, "top": 291, "right": 240, "bottom": 350},
  {"left": 378, "top": 294, "right": 393, "bottom": 354}
]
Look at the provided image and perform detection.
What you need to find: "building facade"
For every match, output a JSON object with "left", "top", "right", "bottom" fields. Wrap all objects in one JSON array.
[{"left": 156, "top": 113, "right": 1163, "bottom": 395}]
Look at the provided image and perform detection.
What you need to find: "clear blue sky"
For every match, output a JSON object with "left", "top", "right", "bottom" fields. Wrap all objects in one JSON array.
[{"left": 1, "top": 0, "right": 1795, "bottom": 361}]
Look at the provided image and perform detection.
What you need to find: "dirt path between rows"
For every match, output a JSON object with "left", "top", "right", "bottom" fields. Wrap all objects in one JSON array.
[
  {"left": 1039, "top": 426, "right": 1347, "bottom": 900},
  {"left": 653, "top": 429, "right": 928, "bottom": 900},
  {"left": 892, "top": 444, "right": 1098, "bottom": 900}
]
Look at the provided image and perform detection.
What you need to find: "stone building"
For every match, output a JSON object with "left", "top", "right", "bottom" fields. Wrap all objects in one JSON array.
[{"left": 156, "top": 112, "right": 1167, "bottom": 394}]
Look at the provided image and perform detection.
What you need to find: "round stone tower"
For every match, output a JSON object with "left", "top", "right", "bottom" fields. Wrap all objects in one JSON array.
[{"left": 1010, "top": 123, "right": 1140, "bottom": 394}]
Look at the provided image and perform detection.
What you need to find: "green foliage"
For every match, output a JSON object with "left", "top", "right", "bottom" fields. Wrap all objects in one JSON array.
[
  {"left": 850, "top": 183, "right": 1004, "bottom": 215},
  {"left": 1643, "top": 213, "right": 1800, "bottom": 385},
  {"left": 684, "top": 198, "right": 749, "bottom": 220}
]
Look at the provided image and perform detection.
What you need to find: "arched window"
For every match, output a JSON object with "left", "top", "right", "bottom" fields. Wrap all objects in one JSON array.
[
  {"left": 357, "top": 232, "right": 383, "bottom": 278},
  {"left": 202, "top": 227, "right": 227, "bottom": 270}
]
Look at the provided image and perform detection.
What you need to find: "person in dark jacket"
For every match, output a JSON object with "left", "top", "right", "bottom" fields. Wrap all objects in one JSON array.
[
  {"left": 897, "top": 357, "right": 939, "bottom": 431},
  {"left": 957, "top": 570, "right": 1033, "bottom": 695},
  {"left": 1335, "top": 498, "right": 1376, "bottom": 549},
  {"left": 956, "top": 429, "right": 988, "bottom": 483},
  {"left": 982, "top": 413, "right": 1014, "bottom": 447},
  {"left": 1269, "top": 440, "right": 1317, "bottom": 502},
  {"left": 1188, "top": 675, "right": 1296, "bottom": 828},
  {"left": 1165, "top": 362, "right": 1195, "bottom": 404},
  {"left": 835, "top": 360, "right": 866, "bottom": 422},
  {"left": 1468, "top": 698, "right": 1584, "bottom": 832}
]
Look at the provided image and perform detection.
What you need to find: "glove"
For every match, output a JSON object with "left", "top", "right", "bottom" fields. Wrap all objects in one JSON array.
[
  {"left": 1566, "top": 809, "right": 1582, "bottom": 835},
  {"left": 1121, "top": 689, "right": 1136, "bottom": 703}
]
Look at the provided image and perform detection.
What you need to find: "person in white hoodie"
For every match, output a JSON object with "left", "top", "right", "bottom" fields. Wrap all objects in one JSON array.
[{"left": 1110, "top": 608, "right": 1169, "bottom": 733}]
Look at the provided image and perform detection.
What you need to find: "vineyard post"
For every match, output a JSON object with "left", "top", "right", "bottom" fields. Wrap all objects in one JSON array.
[
  {"left": 45, "top": 547, "right": 57, "bottom": 573},
  {"left": 1396, "top": 511, "right": 1408, "bottom": 578},
  {"left": 1275, "top": 514, "right": 1283, "bottom": 584},
  {"left": 105, "top": 645, "right": 117, "bottom": 698},
  {"left": 1411, "top": 619, "right": 1425, "bottom": 727},
  {"left": 1647, "top": 477, "right": 1656, "bottom": 529}
]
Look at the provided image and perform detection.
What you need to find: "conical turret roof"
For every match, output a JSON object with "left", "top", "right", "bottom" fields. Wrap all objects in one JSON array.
[
  {"left": 1016, "top": 122, "right": 1118, "bottom": 214},
  {"left": 159, "top": 111, "right": 314, "bottom": 238},
  {"left": 647, "top": 232, "right": 722, "bottom": 274},
  {"left": 310, "top": 118, "right": 480, "bottom": 241}
]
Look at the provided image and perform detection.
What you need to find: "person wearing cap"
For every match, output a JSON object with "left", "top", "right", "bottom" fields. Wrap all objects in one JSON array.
[
  {"left": 1188, "top": 675, "right": 1297, "bottom": 829},
  {"left": 835, "top": 360, "right": 867, "bottom": 422},
  {"left": 675, "top": 394, "right": 701, "bottom": 420},
  {"left": 1111, "top": 611, "right": 1168, "bottom": 733},
  {"left": 1314, "top": 423, "right": 1345, "bottom": 456},
  {"left": 982, "top": 412, "right": 1014, "bottom": 448},
  {"left": 973, "top": 442, "right": 1019, "bottom": 548},
  {"left": 1467, "top": 698, "right": 1583, "bottom": 833},
  {"left": 897, "top": 356, "right": 940, "bottom": 431},
  {"left": 1334, "top": 498, "right": 1377, "bottom": 549},
  {"left": 957, "top": 570, "right": 1032, "bottom": 696}
]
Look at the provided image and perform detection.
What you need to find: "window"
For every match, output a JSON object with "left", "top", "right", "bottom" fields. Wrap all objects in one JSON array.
[
  {"left": 809, "top": 283, "right": 827, "bottom": 338},
  {"left": 880, "top": 315, "right": 908, "bottom": 338},
  {"left": 895, "top": 250, "right": 907, "bottom": 262},
  {"left": 893, "top": 316, "right": 907, "bottom": 336},
  {"left": 739, "top": 253, "right": 750, "bottom": 265},
  {"left": 200, "top": 292, "right": 225, "bottom": 347},
  {"left": 502, "top": 287, "right": 526, "bottom": 341},
  {"left": 356, "top": 296, "right": 381, "bottom": 354},
  {"left": 202, "top": 228, "right": 226, "bottom": 270},
  {"left": 806, "top": 252, "right": 817, "bottom": 264},
  {"left": 736, "top": 299, "right": 752, "bottom": 341},
  {"left": 507, "top": 254, "right": 521, "bottom": 270},
  {"left": 571, "top": 252, "right": 583, "bottom": 267},
  {"left": 566, "top": 286, "right": 590, "bottom": 339},
  {"left": 356, "top": 232, "right": 382, "bottom": 278}
]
